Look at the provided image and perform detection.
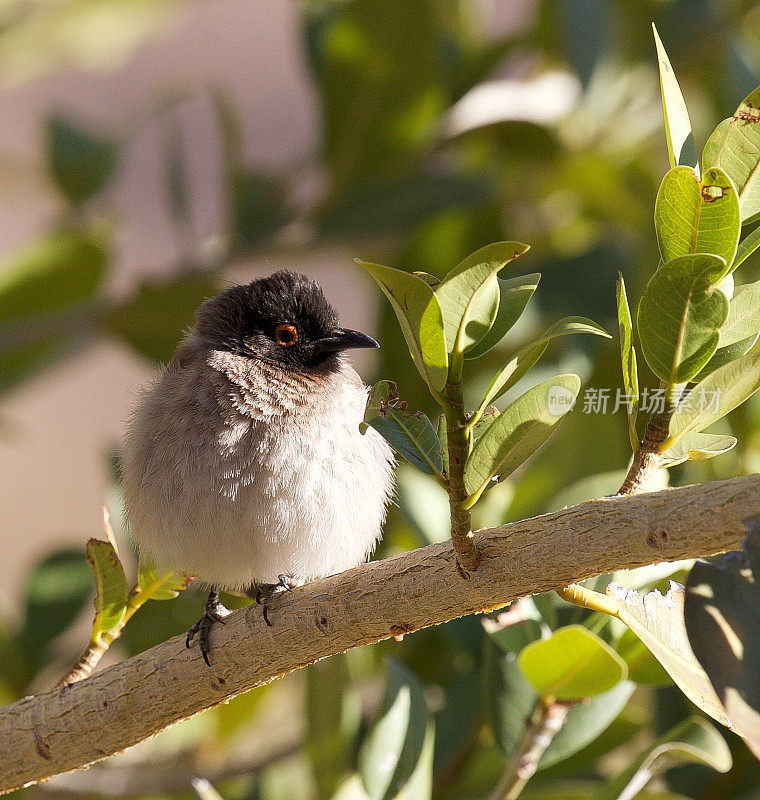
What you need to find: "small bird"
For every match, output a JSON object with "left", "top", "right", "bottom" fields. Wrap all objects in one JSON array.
[{"left": 121, "top": 271, "right": 395, "bottom": 663}]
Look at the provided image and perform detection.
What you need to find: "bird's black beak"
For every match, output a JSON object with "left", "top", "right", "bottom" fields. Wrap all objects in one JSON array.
[{"left": 312, "top": 328, "right": 379, "bottom": 355}]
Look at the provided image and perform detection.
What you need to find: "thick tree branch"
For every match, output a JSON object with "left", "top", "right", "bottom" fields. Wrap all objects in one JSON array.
[{"left": 1, "top": 474, "right": 759, "bottom": 794}]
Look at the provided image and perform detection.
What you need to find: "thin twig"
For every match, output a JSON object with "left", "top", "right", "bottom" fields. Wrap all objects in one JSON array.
[{"left": 489, "top": 700, "right": 571, "bottom": 800}]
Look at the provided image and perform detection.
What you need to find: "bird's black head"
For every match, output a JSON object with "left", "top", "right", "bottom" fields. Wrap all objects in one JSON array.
[{"left": 194, "top": 271, "right": 378, "bottom": 371}]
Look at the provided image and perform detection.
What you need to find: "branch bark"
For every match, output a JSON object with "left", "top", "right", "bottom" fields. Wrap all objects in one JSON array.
[{"left": 1, "top": 474, "right": 759, "bottom": 794}]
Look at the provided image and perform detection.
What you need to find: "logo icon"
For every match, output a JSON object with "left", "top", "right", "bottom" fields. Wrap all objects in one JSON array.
[{"left": 547, "top": 384, "right": 577, "bottom": 416}]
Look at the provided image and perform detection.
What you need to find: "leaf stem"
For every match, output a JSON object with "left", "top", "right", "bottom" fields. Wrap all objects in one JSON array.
[
  {"left": 52, "top": 581, "right": 166, "bottom": 688},
  {"left": 616, "top": 407, "right": 673, "bottom": 497},
  {"left": 488, "top": 698, "right": 571, "bottom": 800},
  {"left": 555, "top": 583, "right": 623, "bottom": 619},
  {"left": 443, "top": 378, "right": 481, "bottom": 575}
]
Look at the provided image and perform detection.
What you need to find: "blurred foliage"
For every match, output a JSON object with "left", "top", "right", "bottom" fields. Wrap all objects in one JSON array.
[{"left": 3, "top": 1, "right": 760, "bottom": 799}]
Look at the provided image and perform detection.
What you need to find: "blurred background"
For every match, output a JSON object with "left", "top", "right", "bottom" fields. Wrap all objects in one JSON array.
[{"left": 2, "top": 1, "right": 760, "bottom": 798}]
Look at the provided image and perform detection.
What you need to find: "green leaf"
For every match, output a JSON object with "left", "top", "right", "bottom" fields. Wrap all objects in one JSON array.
[
  {"left": 46, "top": 113, "right": 118, "bottom": 205},
  {"left": 17, "top": 548, "right": 93, "bottom": 660},
  {"left": 654, "top": 166, "right": 740, "bottom": 270},
  {"left": 717, "top": 280, "right": 760, "bottom": 346},
  {"left": 465, "top": 374, "right": 581, "bottom": 500},
  {"left": 316, "top": 172, "right": 492, "bottom": 240},
  {"left": 733, "top": 224, "right": 760, "bottom": 271},
  {"left": 607, "top": 582, "right": 733, "bottom": 729},
  {"left": 362, "top": 381, "right": 443, "bottom": 478},
  {"left": 615, "top": 628, "right": 673, "bottom": 686},
  {"left": 660, "top": 432, "right": 737, "bottom": 468},
  {"left": 484, "top": 621, "right": 543, "bottom": 759},
  {"left": 617, "top": 274, "right": 639, "bottom": 450},
  {"left": 308, "top": 655, "right": 360, "bottom": 799},
  {"left": 0, "top": 335, "right": 72, "bottom": 397},
  {"left": 478, "top": 342, "right": 548, "bottom": 413},
  {"left": 229, "top": 170, "right": 287, "bottom": 256},
  {"left": 589, "top": 717, "right": 731, "bottom": 800},
  {"left": 397, "top": 467, "right": 449, "bottom": 546},
  {"left": 694, "top": 280, "right": 760, "bottom": 378},
  {"left": 105, "top": 274, "right": 219, "bottom": 363},
  {"left": 668, "top": 348, "right": 760, "bottom": 442},
  {"left": 519, "top": 625, "right": 627, "bottom": 701},
  {"left": 136, "top": 561, "right": 192, "bottom": 601},
  {"left": 436, "top": 413, "right": 449, "bottom": 480},
  {"left": 703, "top": 88, "right": 760, "bottom": 223},
  {"left": 359, "top": 660, "right": 433, "bottom": 800},
  {"left": 637, "top": 254, "right": 729, "bottom": 384},
  {"left": 685, "top": 521, "right": 760, "bottom": 758},
  {"left": 86, "top": 538, "right": 129, "bottom": 639},
  {"left": 466, "top": 273, "right": 541, "bottom": 359},
  {"left": 695, "top": 334, "right": 759, "bottom": 379},
  {"left": 541, "top": 682, "right": 635, "bottom": 769},
  {"left": 652, "top": 24, "right": 698, "bottom": 172},
  {"left": 486, "top": 628, "right": 635, "bottom": 769},
  {"left": 434, "top": 241, "right": 530, "bottom": 363},
  {"left": 532, "top": 316, "right": 610, "bottom": 343},
  {"left": 477, "top": 316, "right": 609, "bottom": 412},
  {"left": 0, "top": 230, "right": 106, "bottom": 321},
  {"left": 356, "top": 260, "right": 448, "bottom": 392}
]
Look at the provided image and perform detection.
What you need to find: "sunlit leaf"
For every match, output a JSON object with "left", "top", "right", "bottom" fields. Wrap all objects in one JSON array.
[
  {"left": 668, "top": 348, "right": 760, "bottom": 443},
  {"left": 589, "top": 717, "right": 731, "bottom": 800},
  {"left": 717, "top": 280, "right": 760, "bottom": 347},
  {"left": 652, "top": 24, "right": 698, "bottom": 172},
  {"left": 359, "top": 660, "right": 433, "bottom": 800},
  {"left": 637, "top": 254, "right": 729, "bottom": 384},
  {"left": 703, "top": 87, "right": 760, "bottom": 223},
  {"left": 607, "top": 582, "right": 733, "bottom": 729},
  {"left": 615, "top": 629, "right": 672, "bottom": 686},
  {"left": 617, "top": 274, "right": 639, "bottom": 451},
  {"left": 362, "top": 381, "right": 443, "bottom": 478},
  {"left": 519, "top": 625, "right": 627, "bottom": 701},
  {"left": 46, "top": 113, "right": 118, "bottom": 205},
  {"left": 136, "top": 561, "right": 192, "bottom": 601},
  {"left": 356, "top": 260, "right": 448, "bottom": 392},
  {"left": 654, "top": 166, "right": 740, "bottom": 271},
  {"left": 486, "top": 627, "right": 634, "bottom": 769},
  {"left": 685, "top": 520, "right": 760, "bottom": 757},
  {"left": 466, "top": 273, "right": 541, "bottom": 360},
  {"left": 478, "top": 341, "right": 548, "bottom": 413},
  {"left": 86, "top": 538, "right": 129, "bottom": 639},
  {"left": 660, "top": 432, "right": 737, "bottom": 468},
  {"left": 0, "top": 230, "right": 106, "bottom": 321},
  {"left": 465, "top": 374, "right": 581, "bottom": 501},
  {"left": 477, "top": 316, "right": 609, "bottom": 412},
  {"left": 434, "top": 241, "right": 529, "bottom": 362}
]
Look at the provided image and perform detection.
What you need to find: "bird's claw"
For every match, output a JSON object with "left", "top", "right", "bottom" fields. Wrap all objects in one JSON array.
[
  {"left": 255, "top": 574, "right": 297, "bottom": 626},
  {"left": 186, "top": 590, "right": 231, "bottom": 666}
]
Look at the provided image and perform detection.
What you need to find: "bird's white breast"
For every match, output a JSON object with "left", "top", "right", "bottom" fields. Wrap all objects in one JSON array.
[{"left": 122, "top": 347, "right": 395, "bottom": 591}]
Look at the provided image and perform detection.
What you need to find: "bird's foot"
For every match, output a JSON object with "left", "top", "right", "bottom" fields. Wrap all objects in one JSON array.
[
  {"left": 186, "top": 588, "right": 231, "bottom": 666},
  {"left": 255, "top": 574, "right": 299, "bottom": 626}
]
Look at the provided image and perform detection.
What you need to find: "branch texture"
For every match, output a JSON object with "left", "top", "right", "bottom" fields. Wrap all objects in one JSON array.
[{"left": 1, "top": 475, "right": 759, "bottom": 793}]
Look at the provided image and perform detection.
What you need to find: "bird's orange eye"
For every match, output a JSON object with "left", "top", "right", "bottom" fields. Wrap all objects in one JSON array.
[{"left": 274, "top": 323, "right": 299, "bottom": 347}]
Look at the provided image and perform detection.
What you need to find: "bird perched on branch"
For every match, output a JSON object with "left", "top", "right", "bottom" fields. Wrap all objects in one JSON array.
[{"left": 122, "top": 271, "right": 395, "bottom": 664}]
